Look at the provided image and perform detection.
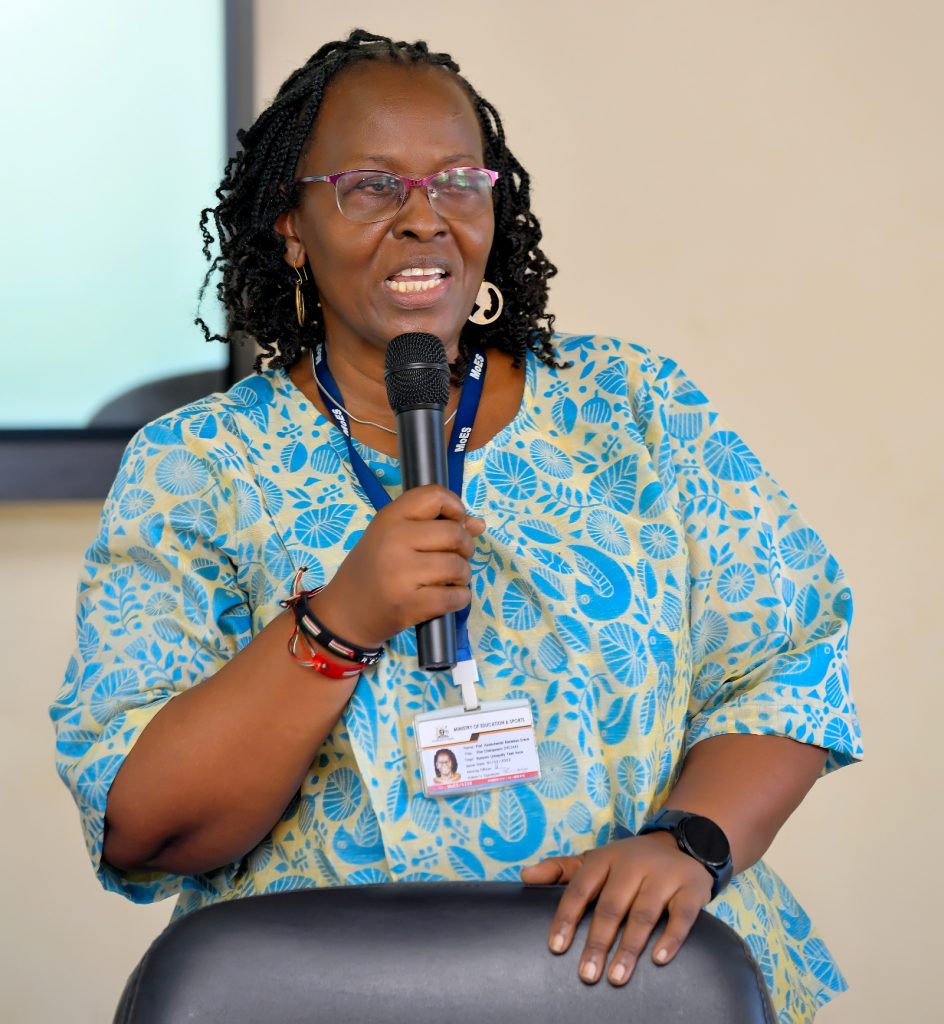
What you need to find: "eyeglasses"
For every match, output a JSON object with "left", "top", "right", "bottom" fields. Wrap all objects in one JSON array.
[{"left": 295, "top": 166, "right": 499, "bottom": 224}]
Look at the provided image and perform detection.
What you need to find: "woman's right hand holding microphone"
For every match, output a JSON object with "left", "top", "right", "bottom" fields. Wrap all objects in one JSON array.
[{"left": 308, "top": 484, "right": 485, "bottom": 654}]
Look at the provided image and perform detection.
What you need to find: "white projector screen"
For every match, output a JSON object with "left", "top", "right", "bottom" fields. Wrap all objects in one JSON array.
[{"left": 0, "top": 0, "right": 228, "bottom": 430}]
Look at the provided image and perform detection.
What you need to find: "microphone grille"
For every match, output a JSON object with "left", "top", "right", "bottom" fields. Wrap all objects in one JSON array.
[{"left": 384, "top": 333, "right": 451, "bottom": 413}]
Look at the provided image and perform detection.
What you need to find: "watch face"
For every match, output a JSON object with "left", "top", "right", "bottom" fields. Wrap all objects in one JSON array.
[{"left": 681, "top": 815, "right": 730, "bottom": 866}]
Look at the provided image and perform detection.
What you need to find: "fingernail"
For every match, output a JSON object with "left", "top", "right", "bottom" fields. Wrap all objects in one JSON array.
[
  {"left": 550, "top": 932, "right": 566, "bottom": 953},
  {"left": 580, "top": 959, "right": 600, "bottom": 982},
  {"left": 610, "top": 963, "right": 627, "bottom": 984},
  {"left": 655, "top": 947, "right": 669, "bottom": 964}
]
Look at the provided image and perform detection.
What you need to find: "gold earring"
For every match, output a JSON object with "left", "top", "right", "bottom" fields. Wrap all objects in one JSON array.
[
  {"left": 468, "top": 280, "right": 504, "bottom": 325},
  {"left": 294, "top": 263, "right": 307, "bottom": 327}
]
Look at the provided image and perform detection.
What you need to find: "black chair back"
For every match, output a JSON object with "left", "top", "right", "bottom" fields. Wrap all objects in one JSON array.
[{"left": 115, "top": 883, "right": 775, "bottom": 1023}]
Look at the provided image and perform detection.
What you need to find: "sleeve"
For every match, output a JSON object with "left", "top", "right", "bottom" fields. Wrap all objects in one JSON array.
[
  {"left": 637, "top": 354, "right": 862, "bottom": 773},
  {"left": 49, "top": 420, "right": 253, "bottom": 902}
]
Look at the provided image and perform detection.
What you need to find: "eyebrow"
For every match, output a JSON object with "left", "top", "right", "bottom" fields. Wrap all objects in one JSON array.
[{"left": 351, "top": 153, "right": 481, "bottom": 169}]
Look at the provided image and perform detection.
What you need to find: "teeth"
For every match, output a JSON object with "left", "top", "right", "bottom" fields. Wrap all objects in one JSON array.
[
  {"left": 384, "top": 267, "right": 447, "bottom": 293},
  {"left": 398, "top": 267, "right": 444, "bottom": 277},
  {"left": 386, "top": 277, "right": 444, "bottom": 293}
]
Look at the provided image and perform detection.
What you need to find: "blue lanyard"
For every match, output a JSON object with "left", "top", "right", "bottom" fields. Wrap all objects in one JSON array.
[{"left": 312, "top": 344, "right": 486, "bottom": 662}]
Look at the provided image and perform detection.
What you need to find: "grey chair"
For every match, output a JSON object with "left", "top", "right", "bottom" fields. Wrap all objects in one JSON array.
[
  {"left": 114, "top": 882, "right": 775, "bottom": 1023},
  {"left": 87, "top": 370, "right": 228, "bottom": 428}
]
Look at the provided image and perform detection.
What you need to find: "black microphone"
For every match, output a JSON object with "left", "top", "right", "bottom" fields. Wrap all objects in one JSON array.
[{"left": 384, "top": 332, "right": 457, "bottom": 671}]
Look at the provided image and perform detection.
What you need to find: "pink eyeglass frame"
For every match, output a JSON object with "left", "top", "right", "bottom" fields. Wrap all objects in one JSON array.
[{"left": 295, "top": 166, "right": 499, "bottom": 192}]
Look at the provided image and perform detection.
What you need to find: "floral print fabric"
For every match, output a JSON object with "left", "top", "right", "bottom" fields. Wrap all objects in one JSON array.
[{"left": 52, "top": 334, "right": 861, "bottom": 1022}]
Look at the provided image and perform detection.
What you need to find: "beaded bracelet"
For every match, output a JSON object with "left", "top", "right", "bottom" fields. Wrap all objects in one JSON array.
[
  {"left": 280, "top": 568, "right": 385, "bottom": 673},
  {"left": 285, "top": 624, "right": 364, "bottom": 680}
]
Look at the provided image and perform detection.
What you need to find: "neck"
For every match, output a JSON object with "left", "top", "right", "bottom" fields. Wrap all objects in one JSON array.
[
  {"left": 321, "top": 338, "right": 397, "bottom": 431},
  {"left": 290, "top": 342, "right": 524, "bottom": 459},
  {"left": 290, "top": 338, "right": 463, "bottom": 456}
]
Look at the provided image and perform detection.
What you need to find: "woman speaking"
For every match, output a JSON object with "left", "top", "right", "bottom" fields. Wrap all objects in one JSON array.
[{"left": 51, "top": 29, "right": 861, "bottom": 1022}]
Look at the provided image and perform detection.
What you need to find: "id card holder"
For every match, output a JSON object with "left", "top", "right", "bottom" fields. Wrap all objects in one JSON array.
[{"left": 414, "top": 699, "right": 541, "bottom": 798}]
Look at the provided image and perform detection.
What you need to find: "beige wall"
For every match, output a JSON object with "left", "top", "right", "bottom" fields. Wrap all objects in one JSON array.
[
  {"left": 4, "top": 1, "right": 941, "bottom": 1020},
  {"left": 1, "top": 504, "right": 172, "bottom": 1023}
]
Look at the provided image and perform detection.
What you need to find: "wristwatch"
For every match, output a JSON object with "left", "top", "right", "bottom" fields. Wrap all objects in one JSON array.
[{"left": 639, "top": 809, "right": 733, "bottom": 900}]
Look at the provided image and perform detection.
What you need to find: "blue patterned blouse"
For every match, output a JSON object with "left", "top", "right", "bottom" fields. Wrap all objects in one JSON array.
[{"left": 52, "top": 334, "right": 861, "bottom": 1023}]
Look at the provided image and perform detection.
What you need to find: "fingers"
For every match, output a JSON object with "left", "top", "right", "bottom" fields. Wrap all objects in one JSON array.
[
  {"left": 406, "top": 562, "right": 474, "bottom": 622},
  {"left": 545, "top": 855, "right": 612, "bottom": 960},
  {"left": 649, "top": 887, "right": 705, "bottom": 966},
  {"left": 606, "top": 883, "right": 703, "bottom": 985},
  {"left": 404, "top": 519, "right": 478, "bottom": 559},
  {"left": 323, "top": 485, "right": 484, "bottom": 644},
  {"left": 411, "top": 550, "right": 473, "bottom": 587},
  {"left": 603, "top": 881, "right": 668, "bottom": 984},
  {"left": 379, "top": 488, "right": 483, "bottom": 558},
  {"left": 520, "top": 855, "right": 582, "bottom": 885},
  {"left": 573, "top": 867, "right": 645, "bottom": 983},
  {"left": 464, "top": 514, "right": 486, "bottom": 537},
  {"left": 376, "top": 541, "right": 474, "bottom": 625},
  {"left": 396, "top": 484, "right": 474, "bottom": 524},
  {"left": 540, "top": 838, "right": 711, "bottom": 989}
]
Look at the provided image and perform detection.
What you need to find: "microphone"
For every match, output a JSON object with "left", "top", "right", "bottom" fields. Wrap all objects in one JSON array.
[{"left": 384, "top": 332, "right": 457, "bottom": 671}]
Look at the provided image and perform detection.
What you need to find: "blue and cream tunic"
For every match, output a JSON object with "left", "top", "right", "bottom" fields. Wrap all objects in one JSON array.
[{"left": 52, "top": 333, "right": 861, "bottom": 1022}]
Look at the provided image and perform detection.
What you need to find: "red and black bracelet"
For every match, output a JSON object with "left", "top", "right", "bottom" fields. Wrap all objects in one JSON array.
[
  {"left": 285, "top": 626, "right": 363, "bottom": 679},
  {"left": 280, "top": 568, "right": 385, "bottom": 670}
]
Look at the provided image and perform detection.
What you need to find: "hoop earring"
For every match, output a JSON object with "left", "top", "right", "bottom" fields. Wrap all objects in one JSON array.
[
  {"left": 294, "top": 263, "right": 308, "bottom": 328},
  {"left": 467, "top": 280, "right": 504, "bottom": 326}
]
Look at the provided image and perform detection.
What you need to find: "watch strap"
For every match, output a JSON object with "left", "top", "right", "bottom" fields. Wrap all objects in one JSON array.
[{"left": 639, "top": 809, "right": 733, "bottom": 900}]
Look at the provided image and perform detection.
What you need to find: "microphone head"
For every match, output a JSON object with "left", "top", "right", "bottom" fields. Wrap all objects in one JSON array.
[{"left": 384, "top": 332, "right": 450, "bottom": 413}]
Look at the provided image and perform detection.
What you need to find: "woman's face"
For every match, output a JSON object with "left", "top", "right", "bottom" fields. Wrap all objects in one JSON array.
[
  {"left": 435, "top": 753, "right": 454, "bottom": 777},
  {"left": 278, "top": 61, "right": 494, "bottom": 363}
]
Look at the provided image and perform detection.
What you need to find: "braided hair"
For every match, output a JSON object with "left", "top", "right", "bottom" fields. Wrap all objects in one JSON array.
[{"left": 197, "top": 28, "right": 562, "bottom": 376}]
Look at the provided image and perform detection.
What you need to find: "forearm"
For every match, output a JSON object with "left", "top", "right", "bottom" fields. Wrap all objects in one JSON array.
[
  {"left": 662, "top": 733, "right": 827, "bottom": 873},
  {"left": 103, "top": 606, "right": 358, "bottom": 876}
]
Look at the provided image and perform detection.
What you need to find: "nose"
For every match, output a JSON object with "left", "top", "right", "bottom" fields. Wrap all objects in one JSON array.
[{"left": 391, "top": 183, "right": 448, "bottom": 241}]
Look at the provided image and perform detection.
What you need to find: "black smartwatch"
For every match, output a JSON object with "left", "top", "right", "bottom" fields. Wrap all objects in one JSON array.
[{"left": 639, "top": 809, "right": 733, "bottom": 900}]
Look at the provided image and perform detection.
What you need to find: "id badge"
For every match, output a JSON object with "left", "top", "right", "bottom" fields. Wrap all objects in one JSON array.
[{"left": 414, "top": 699, "right": 541, "bottom": 798}]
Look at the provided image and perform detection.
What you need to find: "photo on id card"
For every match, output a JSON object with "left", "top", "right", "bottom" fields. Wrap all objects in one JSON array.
[{"left": 413, "top": 699, "right": 541, "bottom": 798}]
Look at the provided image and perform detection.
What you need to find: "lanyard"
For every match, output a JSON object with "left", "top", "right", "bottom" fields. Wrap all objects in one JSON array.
[{"left": 312, "top": 344, "right": 486, "bottom": 664}]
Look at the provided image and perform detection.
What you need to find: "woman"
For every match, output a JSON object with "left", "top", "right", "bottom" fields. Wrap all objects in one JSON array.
[
  {"left": 433, "top": 750, "right": 461, "bottom": 785},
  {"left": 51, "top": 29, "right": 861, "bottom": 1020}
]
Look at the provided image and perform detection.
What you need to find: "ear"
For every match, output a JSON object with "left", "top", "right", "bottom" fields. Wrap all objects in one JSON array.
[{"left": 274, "top": 209, "right": 306, "bottom": 268}]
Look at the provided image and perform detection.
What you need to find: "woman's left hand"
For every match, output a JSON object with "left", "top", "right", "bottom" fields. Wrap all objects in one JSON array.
[{"left": 520, "top": 833, "right": 713, "bottom": 985}]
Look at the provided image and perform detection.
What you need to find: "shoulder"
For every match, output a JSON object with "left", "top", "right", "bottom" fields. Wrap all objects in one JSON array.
[
  {"left": 145, "top": 369, "right": 285, "bottom": 439},
  {"left": 119, "top": 370, "right": 285, "bottom": 457},
  {"left": 537, "top": 332, "right": 693, "bottom": 402},
  {"left": 108, "top": 369, "right": 288, "bottom": 500}
]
